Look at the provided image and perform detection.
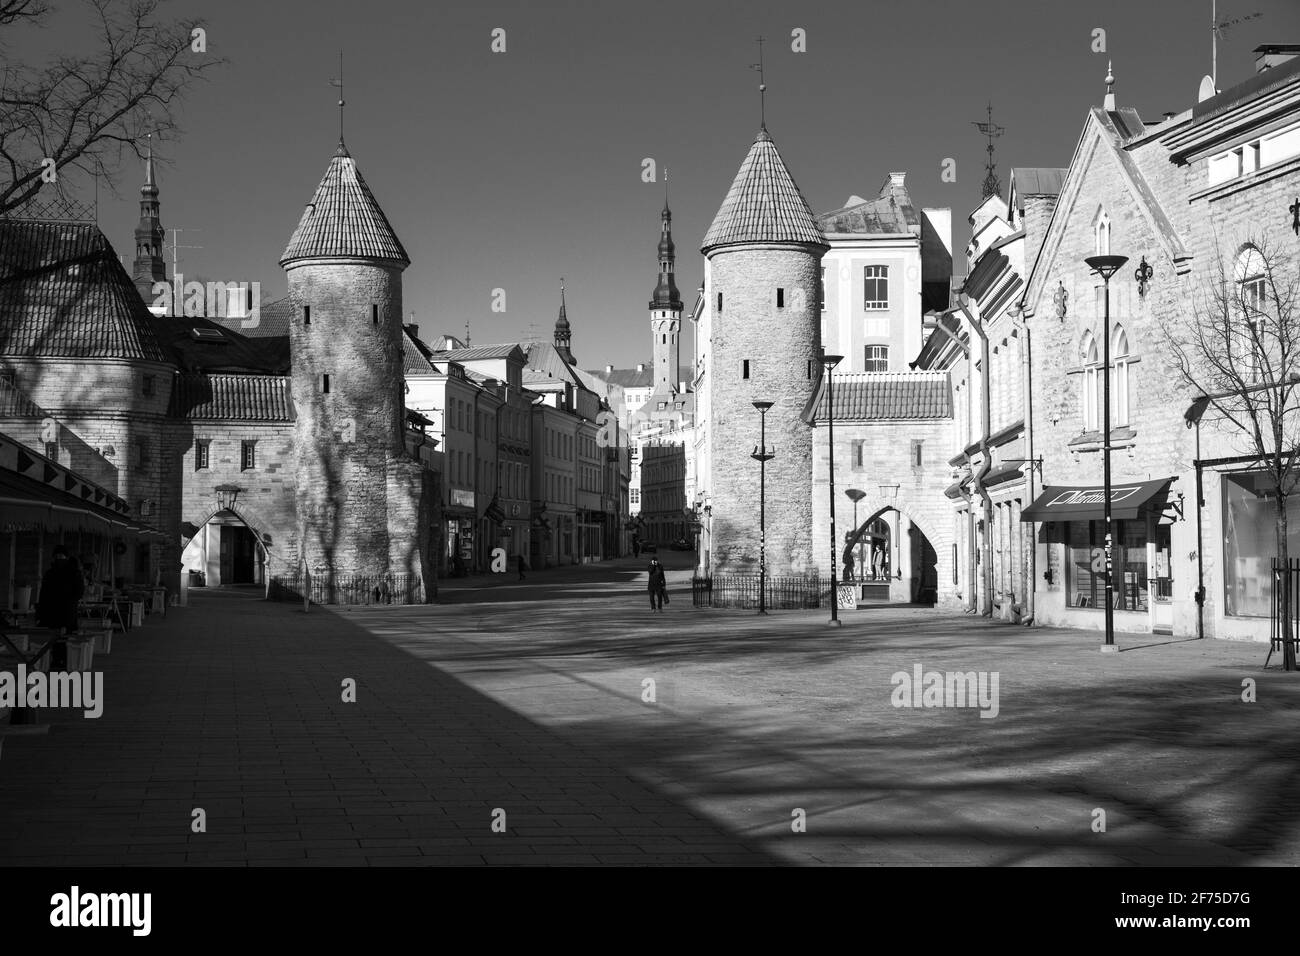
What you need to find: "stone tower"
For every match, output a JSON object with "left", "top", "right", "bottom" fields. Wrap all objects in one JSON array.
[
  {"left": 132, "top": 143, "right": 167, "bottom": 304},
  {"left": 280, "top": 140, "right": 428, "bottom": 590},
  {"left": 649, "top": 197, "right": 683, "bottom": 392},
  {"left": 701, "top": 126, "right": 828, "bottom": 575},
  {"left": 554, "top": 279, "right": 575, "bottom": 364}
]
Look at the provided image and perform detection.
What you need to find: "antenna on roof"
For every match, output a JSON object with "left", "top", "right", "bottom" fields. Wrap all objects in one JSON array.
[
  {"left": 465, "top": 319, "right": 471, "bottom": 347},
  {"left": 1211, "top": 2, "right": 1264, "bottom": 88},
  {"left": 168, "top": 227, "right": 203, "bottom": 275},
  {"left": 749, "top": 36, "right": 767, "bottom": 129},
  {"left": 329, "top": 50, "right": 345, "bottom": 144},
  {"left": 972, "top": 102, "right": 1004, "bottom": 200}
]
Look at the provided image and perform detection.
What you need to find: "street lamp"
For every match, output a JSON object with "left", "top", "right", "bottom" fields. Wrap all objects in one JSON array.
[
  {"left": 823, "top": 354, "right": 844, "bottom": 626},
  {"left": 751, "top": 401, "right": 775, "bottom": 615},
  {"left": 1085, "top": 254, "right": 1129, "bottom": 652},
  {"left": 845, "top": 488, "right": 865, "bottom": 583}
]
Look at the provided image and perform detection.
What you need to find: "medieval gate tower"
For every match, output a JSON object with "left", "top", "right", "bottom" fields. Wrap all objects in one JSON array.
[
  {"left": 701, "top": 126, "right": 828, "bottom": 575},
  {"left": 280, "top": 140, "right": 428, "bottom": 589}
]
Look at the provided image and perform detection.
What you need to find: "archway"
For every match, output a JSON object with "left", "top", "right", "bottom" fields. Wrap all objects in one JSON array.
[
  {"left": 180, "top": 508, "right": 267, "bottom": 587},
  {"left": 844, "top": 506, "right": 939, "bottom": 605}
]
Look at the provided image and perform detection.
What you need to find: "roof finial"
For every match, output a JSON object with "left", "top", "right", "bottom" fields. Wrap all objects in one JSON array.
[
  {"left": 143, "top": 131, "right": 156, "bottom": 189},
  {"left": 1104, "top": 60, "right": 1116, "bottom": 111},
  {"left": 972, "top": 102, "right": 1004, "bottom": 200},
  {"left": 465, "top": 319, "right": 471, "bottom": 347},
  {"left": 329, "top": 50, "right": 345, "bottom": 145},
  {"left": 749, "top": 36, "right": 767, "bottom": 130}
]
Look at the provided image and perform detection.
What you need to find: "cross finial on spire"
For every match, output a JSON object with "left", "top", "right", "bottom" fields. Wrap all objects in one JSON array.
[
  {"left": 1104, "top": 60, "right": 1116, "bottom": 111},
  {"left": 329, "top": 50, "right": 346, "bottom": 145},
  {"left": 749, "top": 36, "right": 767, "bottom": 129}
]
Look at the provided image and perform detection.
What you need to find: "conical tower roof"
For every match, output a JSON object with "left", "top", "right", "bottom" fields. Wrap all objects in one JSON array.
[
  {"left": 280, "top": 142, "right": 409, "bottom": 267},
  {"left": 701, "top": 127, "right": 827, "bottom": 254}
]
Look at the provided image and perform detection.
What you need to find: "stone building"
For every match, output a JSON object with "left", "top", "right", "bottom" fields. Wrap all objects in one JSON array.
[{"left": 1019, "top": 50, "right": 1300, "bottom": 641}]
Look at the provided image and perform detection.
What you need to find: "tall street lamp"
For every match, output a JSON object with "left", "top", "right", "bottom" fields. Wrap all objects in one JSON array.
[
  {"left": 751, "top": 401, "right": 775, "bottom": 615},
  {"left": 1085, "top": 254, "right": 1128, "bottom": 653},
  {"left": 846, "top": 488, "right": 866, "bottom": 583},
  {"left": 823, "top": 354, "right": 844, "bottom": 626}
]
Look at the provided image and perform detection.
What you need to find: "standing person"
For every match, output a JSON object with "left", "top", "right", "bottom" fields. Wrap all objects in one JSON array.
[
  {"left": 843, "top": 552, "right": 855, "bottom": 582},
  {"left": 871, "top": 545, "right": 884, "bottom": 581},
  {"left": 647, "top": 557, "right": 666, "bottom": 612},
  {"left": 35, "top": 545, "right": 83, "bottom": 670},
  {"left": 516, "top": 553, "right": 527, "bottom": 581},
  {"left": 632, "top": 538, "right": 640, "bottom": 559}
]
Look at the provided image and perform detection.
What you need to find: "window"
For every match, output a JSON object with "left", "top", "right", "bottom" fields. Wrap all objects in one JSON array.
[
  {"left": 1111, "top": 324, "right": 1130, "bottom": 427},
  {"left": 717, "top": 292, "right": 723, "bottom": 313},
  {"left": 303, "top": 305, "right": 311, "bottom": 325},
  {"left": 911, "top": 439, "right": 923, "bottom": 468},
  {"left": 372, "top": 303, "right": 379, "bottom": 324},
  {"left": 776, "top": 288, "right": 785, "bottom": 308},
  {"left": 1067, "top": 519, "right": 1149, "bottom": 611},
  {"left": 45, "top": 441, "right": 57, "bottom": 461},
  {"left": 864, "top": 345, "right": 889, "bottom": 372},
  {"left": 241, "top": 440, "right": 256, "bottom": 471},
  {"left": 142, "top": 375, "right": 155, "bottom": 397},
  {"left": 852, "top": 441, "right": 865, "bottom": 469},
  {"left": 1224, "top": 471, "right": 1300, "bottom": 617},
  {"left": 742, "top": 359, "right": 750, "bottom": 379},
  {"left": 1094, "top": 211, "right": 1110, "bottom": 257},
  {"left": 195, "top": 439, "right": 210, "bottom": 470},
  {"left": 1235, "top": 246, "right": 1268, "bottom": 382},
  {"left": 863, "top": 265, "right": 889, "bottom": 310},
  {"left": 323, "top": 374, "right": 331, "bottom": 394},
  {"left": 820, "top": 268, "right": 827, "bottom": 312},
  {"left": 1080, "top": 332, "right": 1100, "bottom": 431}
]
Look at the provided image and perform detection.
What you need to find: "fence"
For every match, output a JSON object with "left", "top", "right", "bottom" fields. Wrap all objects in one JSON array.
[
  {"left": 269, "top": 572, "right": 424, "bottom": 606},
  {"left": 692, "top": 574, "right": 831, "bottom": 610},
  {"left": 1270, "top": 558, "right": 1300, "bottom": 664}
]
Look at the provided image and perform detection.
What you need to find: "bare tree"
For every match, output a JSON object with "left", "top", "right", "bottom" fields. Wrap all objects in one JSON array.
[
  {"left": 0, "top": 0, "right": 222, "bottom": 214},
  {"left": 1166, "top": 233, "right": 1300, "bottom": 670}
]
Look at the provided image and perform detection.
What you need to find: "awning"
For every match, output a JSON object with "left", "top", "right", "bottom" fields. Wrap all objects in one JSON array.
[
  {"left": 1020, "top": 478, "right": 1175, "bottom": 522},
  {"left": 0, "top": 470, "right": 165, "bottom": 537}
]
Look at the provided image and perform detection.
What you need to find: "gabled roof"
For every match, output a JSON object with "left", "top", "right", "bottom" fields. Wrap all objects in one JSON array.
[
  {"left": 433, "top": 343, "right": 528, "bottom": 363},
  {"left": 152, "top": 315, "right": 289, "bottom": 374},
  {"left": 587, "top": 365, "right": 693, "bottom": 389},
  {"left": 0, "top": 219, "right": 168, "bottom": 362},
  {"left": 204, "top": 295, "right": 294, "bottom": 338},
  {"left": 817, "top": 172, "right": 918, "bottom": 235},
  {"left": 169, "top": 373, "right": 294, "bottom": 421},
  {"left": 701, "top": 127, "right": 827, "bottom": 253},
  {"left": 815, "top": 371, "right": 952, "bottom": 421},
  {"left": 280, "top": 142, "right": 409, "bottom": 267},
  {"left": 403, "top": 328, "right": 437, "bottom": 373}
]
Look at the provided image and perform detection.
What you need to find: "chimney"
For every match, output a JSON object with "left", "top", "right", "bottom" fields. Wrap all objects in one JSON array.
[
  {"left": 605, "top": 364, "right": 613, "bottom": 374},
  {"left": 1255, "top": 45, "right": 1300, "bottom": 74},
  {"left": 404, "top": 323, "right": 419, "bottom": 339},
  {"left": 636, "top": 362, "right": 645, "bottom": 373}
]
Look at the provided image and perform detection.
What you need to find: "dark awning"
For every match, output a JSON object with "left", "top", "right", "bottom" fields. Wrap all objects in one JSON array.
[{"left": 1020, "top": 478, "right": 1175, "bottom": 522}]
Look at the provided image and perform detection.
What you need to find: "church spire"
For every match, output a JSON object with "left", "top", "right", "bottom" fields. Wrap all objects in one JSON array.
[
  {"left": 132, "top": 134, "right": 167, "bottom": 305},
  {"left": 650, "top": 190, "right": 682, "bottom": 311},
  {"left": 555, "top": 277, "right": 575, "bottom": 364}
]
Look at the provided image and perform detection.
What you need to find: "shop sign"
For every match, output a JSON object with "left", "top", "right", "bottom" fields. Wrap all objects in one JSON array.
[{"left": 451, "top": 489, "right": 475, "bottom": 509}]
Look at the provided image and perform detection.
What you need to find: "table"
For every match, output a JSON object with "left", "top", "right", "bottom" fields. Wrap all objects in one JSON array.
[{"left": 78, "top": 600, "right": 126, "bottom": 634}]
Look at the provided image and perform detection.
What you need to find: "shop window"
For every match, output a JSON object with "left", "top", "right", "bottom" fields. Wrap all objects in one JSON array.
[
  {"left": 1224, "top": 472, "right": 1300, "bottom": 617},
  {"left": 1066, "top": 519, "right": 1148, "bottom": 611}
]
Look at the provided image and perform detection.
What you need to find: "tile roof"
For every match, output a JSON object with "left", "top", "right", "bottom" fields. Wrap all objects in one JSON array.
[
  {"left": 403, "top": 329, "right": 437, "bottom": 373},
  {"left": 207, "top": 295, "right": 294, "bottom": 338},
  {"left": 0, "top": 377, "right": 45, "bottom": 418},
  {"left": 817, "top": 174, "right": 918, "bottom": 235},
  {"left": 701, "top": 128, "right": 827, "bottom": 253},
  {"left": 280, "top": 142, "right": 410, "bottom": 267},
  {"left": 433, "top": 343, "right": 528, "bottom": 363},
  {"left": 152, "top": 315, "right": 290, "bottom": 374},
  {"left": 816, "top": 371, "right": 952, "bottom": 421},
  {"left": 1009, "top": 168, "right": 1066, "bottom": 203},
  {"left": 586, "top": 365, "right": 693, "bottom": 389},
  {"left": 169, "top": 373, "right": 294, "bottom": 421},
  {"left": 0, "top": 219, "right": 168, "bottom": 361}
]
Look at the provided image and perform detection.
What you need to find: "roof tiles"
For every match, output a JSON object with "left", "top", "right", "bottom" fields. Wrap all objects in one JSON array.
[
  {"left": 169, "top": 373, "right": 294, "bottom": 421},
  {"left": 816, "top": 371, "right": 952, "bottom": 421}
]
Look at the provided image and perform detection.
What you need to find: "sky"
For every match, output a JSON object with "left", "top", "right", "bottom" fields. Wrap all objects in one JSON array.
[{"left": 37, "top": 0, "right": 1300, "bottom": 368}]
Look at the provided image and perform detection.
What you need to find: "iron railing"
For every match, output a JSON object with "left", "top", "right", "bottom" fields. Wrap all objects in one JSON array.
[
  {"left": 1270, "top": 558, "right": 1300, "bottom": 664},
  {"left": 269, "top": 572, "right": 425, "bottom": 606},
  {"left": 692, "top": 574, "right": 830, "bottom": 610}
]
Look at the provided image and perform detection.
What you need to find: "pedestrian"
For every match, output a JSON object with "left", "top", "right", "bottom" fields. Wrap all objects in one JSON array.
[
  {"left": 632, "top": 538, "right": 640, "bottom": 559},
  {"left": 871, "top": 546, "right": 884, "bottom": 581},
  {"left": 517, "top": 553, "right": 528, "bottom": 581},
  {"left": 843, "top": 553, "right": 855, "bottom": 582},
  {"left": 647, "top": 557, "right": 666, "bottom": 612},
  {"left": 35, "top": 545, "right": 83, "bottom": 670}
]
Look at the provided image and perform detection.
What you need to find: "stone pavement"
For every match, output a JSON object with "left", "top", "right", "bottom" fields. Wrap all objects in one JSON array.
[{"left": 2, "top": 567, "right": 1298, "bottom": 866}]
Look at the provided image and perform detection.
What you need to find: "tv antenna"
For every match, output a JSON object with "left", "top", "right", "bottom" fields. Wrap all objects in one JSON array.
[
  {"left": 1211, "top": 2, "right": 1263, "bottom": 88},
  {"left": 973, "top": 102, "right": 1004, "bottom": 200}
]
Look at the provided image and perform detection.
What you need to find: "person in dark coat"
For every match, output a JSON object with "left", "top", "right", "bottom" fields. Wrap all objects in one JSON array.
[
  {"left": 516, "top": 554, "right": 527, "bottom": 581},
  {"left": 647, "top": 557, "right": 667, "bottom": 612},
  {"left": 35, "top": 545, "right": 83, "bottom": 670}
]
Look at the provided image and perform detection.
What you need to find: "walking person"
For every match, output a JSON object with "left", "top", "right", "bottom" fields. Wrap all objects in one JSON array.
[
  {"left": 516, "top": 553, "right": 528, "bottom": 581},
  {"left": 35, "top": 545, "right": 83, "bottom": 670},
  {"left": 647, "top": 556, "right": 666, "bottom": 612}
]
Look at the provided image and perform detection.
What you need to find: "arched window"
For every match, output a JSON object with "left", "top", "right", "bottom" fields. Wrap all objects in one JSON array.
[
  {"left": 1111, "top": 323, "right": 1130, "bottom": 427},
  {"left": 1080, "top": 331, "right": 1100, "bottom": 431},
  {"left": 1095, "top": 210, "right": 1111, "bottom": 256},
  {"left": 1233, "top": 246, "right": 1267, "bottom": 381}
]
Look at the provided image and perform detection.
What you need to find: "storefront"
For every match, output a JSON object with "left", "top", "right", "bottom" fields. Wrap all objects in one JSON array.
[
  {"left": 444, "top": 488, "right": 476, "bottom": 575},
  {"left": 1022, "top": 477, "right": 1178, "bottom": 634}
]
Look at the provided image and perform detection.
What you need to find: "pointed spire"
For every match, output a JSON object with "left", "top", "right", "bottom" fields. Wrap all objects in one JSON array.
[
  {"left": 651, "top": 190, "right": 682, "bottom": 311},
  {"left": 1104, "top": 60, "right": 1116, "bottom": 111},
  {"left": 554, "top": 277, "right": 575, "bottom": 364},
  {"left": 133, "top": 131, "right": 166, "bottom": 303}
]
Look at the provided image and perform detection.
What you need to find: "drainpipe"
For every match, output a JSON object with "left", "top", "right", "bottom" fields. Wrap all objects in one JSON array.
[
  {"left": 959, "top": 300, "right": 994, "bottom": 617},
  {"left": 1011, "top": 305, "right": 1035, "bottom": 625}
]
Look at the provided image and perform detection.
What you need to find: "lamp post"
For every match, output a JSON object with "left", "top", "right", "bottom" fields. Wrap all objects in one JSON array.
[
  {"left": 1084, "top": 254, "right": 1128, "bottom": 652},
  {"left": 751, "top": 401, "right": 775, "bottom": 615},
  {"left": 846, "top": 488, "right": 865, "bottom": 583},
  {"left": 823, "top": 354, "right": 844, "bottom": 626}
]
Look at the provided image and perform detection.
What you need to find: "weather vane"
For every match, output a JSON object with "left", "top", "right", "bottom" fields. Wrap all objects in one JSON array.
[
  {"left": 973, "top": 102, "right": 1004, "bottom": 200},
  {"left": 749, "top": 36, "right": 767, "bottom": 128},
  {"left": 329, "top": 51, "right": 345, "bottom": 143}
]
